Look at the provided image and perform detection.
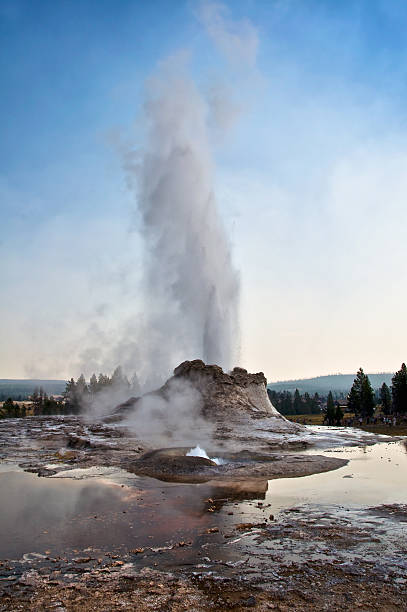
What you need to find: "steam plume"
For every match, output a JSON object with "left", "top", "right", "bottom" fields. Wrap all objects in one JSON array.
[
  {"left": 197, "top": 1, "right": 259, "bottom": 69},
  {"left": 123, "top": 54, "right": 240, "bottom": 390}
]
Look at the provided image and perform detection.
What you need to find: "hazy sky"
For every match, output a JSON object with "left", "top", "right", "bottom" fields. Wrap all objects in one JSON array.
[{"left": 1, "top": 0, "right": 407, "bottom": 382}]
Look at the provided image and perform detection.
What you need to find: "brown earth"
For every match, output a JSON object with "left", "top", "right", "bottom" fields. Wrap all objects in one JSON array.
[{"left": 1, "top": 502, "right": 406, "bottom": 611}]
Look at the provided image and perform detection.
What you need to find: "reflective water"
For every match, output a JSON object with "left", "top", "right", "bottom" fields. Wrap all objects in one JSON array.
[
  {"left": 0, "top": 440, "right": 406, "bottom": 560},
  {"left": 263, "top": 440, "right": 407, "bottom": 511},
  {"left": 0, "top": 464, "right": 221, "bottom": 558}
]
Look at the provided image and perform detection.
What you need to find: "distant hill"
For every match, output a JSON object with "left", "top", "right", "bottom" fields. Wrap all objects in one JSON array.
[
  {"left": 0, "top": 379, "right": 67, "bottom": 401},
  {"left": 267, "top": 373, "right": 393, "bottom": 396}
]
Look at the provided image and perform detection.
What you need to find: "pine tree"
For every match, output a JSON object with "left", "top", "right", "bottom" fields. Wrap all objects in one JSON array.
[
  {"left": 347, "top": 368, "right": 364, "bottom": 415},
  {"left": 347, "top": 385, "right": 359, "bottom": 415},
  {"left": 1, "top": 398, "right": 19, "bottom": 418},
  {"left": 64, "top": 378, "right": 77, "bottom": 413},
  {"left": 347, "top": 368, "right": 375, "bottom": 418},
  {"left": 267, "top": 389, "right": 276, "bottom": 404},
  {"left": 335, "top": 402, "right": 344, "bottom": 425},
  {"left": 392, "top": 363, "right": 407, "bottom": 415},
  {"left": 98, "top": 373, "right": 111, "bottom": 389},
  {"left": 277, "top": 391, "right": 292, "bottom": 415},
  {"left": 361, "top": 375, "right": 375, "bottom": 418},
  {"left": 89, "top": 373, "right": 98, "bottom": 395},
  {"left": 73, "top": 374, "right": 88, "bottom": 413},
  {"left": 293, "top": 389, "right": 302, "bottom": 414},
  {"left": 303, "top": 392, "right": 311, "bottom": 414},
  {"left": 112, "top": 366, "right": 124, "bottom": 389},
  {"left": 380, "top": 382, "right": 392, "bottom": 415},
  {"left": 312, "top": 392, "right": 320, "bottom": 414},
  {"left": 76, "top": 374, "right": 88, "bottom": 395},
  {"left": 64, "top": 378, "right": 76, "bottom": 398},
  {"left": 325, "top": 391, "right": 336, "bottom": 425},
  {"left": 284, "top": 391, "right": 293, "bottom": 414}
]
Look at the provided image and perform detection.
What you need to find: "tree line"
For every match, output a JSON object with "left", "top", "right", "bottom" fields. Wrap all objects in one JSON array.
[
  {"left": 0, "top": 366, "right": 139, "bottom": 419},
  {"left": 0, "top": 387, "right": 65, "bottom": 419},
  {"left": 63, "top": 366, "right": 139, "bottom": 413},
  {"left": 344, "top": 364, "right": 407, "bottom": 420},
  {"left": 267, "top": 388, "right": 324, "bottom": 415},
  {"left": 3, "top": 362, "right": 407, "bottom": 423},
  {"left": 267, "top": 363, "right": 407, "bottom": 424},
  {"left": 325, "top": 364, "right": 407, "bottom": 426}
]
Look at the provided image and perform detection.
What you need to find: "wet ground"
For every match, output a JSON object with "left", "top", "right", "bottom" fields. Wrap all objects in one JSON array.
[{"left": 0, "top": 417, "right": 406, "bottom": 610}]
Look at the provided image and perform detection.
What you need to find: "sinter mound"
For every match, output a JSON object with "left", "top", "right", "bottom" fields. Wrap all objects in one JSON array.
[
  {"left": 171, "top": 360, "right": 283, "bottom": 419},
  {"left": 115, "top": 359, "right": 302, "bottom": 447},
  {"left": 116, "top": 361, "right": 347, "bottom": 483}
]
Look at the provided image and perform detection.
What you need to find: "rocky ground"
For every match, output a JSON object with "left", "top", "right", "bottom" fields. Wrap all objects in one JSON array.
[
  {"left": 0, "top": 414, "right": 348, "bottom": 482},
  {"left": 0, "top": 361, "right": 406, "bottom": 610},
  {"left": 0, "top": 422, "right": 406, "bottom": 610},
  {"left": 1, "top": 503, "right": 406, "bottom": 611}
]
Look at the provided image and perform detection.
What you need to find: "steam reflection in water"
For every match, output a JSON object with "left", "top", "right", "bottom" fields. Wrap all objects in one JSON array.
[
  {"left": 0, "top": 441, "right": 405, "bottom": 560},
  {"left": 0, "top": 466, "right": 232, "bottom": 559}
]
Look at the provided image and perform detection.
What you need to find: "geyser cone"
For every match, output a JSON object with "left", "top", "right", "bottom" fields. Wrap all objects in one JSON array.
[{"left": 114, "top": 360, "right": 301, "bottom": 449}]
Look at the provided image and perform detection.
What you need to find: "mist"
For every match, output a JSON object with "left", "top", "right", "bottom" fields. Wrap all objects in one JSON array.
[{"left": 121, "top": 377, "right": 215, "bottom": 447}]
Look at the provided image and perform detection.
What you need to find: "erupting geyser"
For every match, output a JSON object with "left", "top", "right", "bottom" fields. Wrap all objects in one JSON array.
[{"left": 123, "top": 56, "right": 240, "bottom": 390}]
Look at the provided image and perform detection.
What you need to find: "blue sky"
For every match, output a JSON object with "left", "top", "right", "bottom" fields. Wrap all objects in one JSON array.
[{"left": 1, "top": 0, "right": 407, "bottom": 381}]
